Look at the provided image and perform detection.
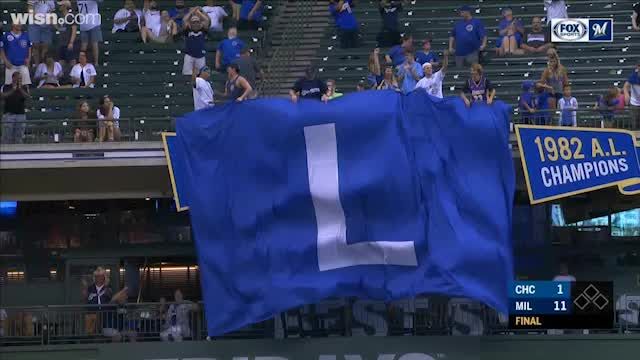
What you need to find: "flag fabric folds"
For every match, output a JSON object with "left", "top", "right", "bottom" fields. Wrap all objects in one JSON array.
[{"left": 174, "top": 90, "right": 515, "bottom": 336}]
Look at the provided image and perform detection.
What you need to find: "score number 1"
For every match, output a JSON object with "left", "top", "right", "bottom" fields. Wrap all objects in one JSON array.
[{"left": 554, "top": 283, "right": 567, "bottom": 311}]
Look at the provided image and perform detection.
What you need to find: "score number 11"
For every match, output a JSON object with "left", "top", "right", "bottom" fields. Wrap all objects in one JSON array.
[{"left": 554, "top": 283, "right": 567, "bottom": 311}]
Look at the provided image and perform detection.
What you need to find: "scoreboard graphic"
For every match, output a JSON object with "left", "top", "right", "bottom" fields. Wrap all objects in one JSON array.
[{"left": 509, "top": 281, "right": 614, "bottom": 329}]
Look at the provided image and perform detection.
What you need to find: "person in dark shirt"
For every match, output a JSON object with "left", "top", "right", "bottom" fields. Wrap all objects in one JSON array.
[
  {"left": 460, "top": 63, "right": 495, "bottom": 107},
  {"left": 416, "top": 38, "right": 440, "bottom": 67},
  {"left": 224, "top": 63, "right": 253, "bottom": 102},
  {"left": 520, "top": 16, "right": 553, "bottom": 54},
  {"left": 232, "top": 47, "right": 262, "bottom": 97},
  {"left": 181, "top": 10, "right": 209, "bottom": 76},
  {"left": 377, "top": 0, "right": 405, "bottom": 47},
  {"left": 290, "top": 67, "right": 329, "bottom": 102},
  {"left": 1, "top": 72, "right": 29, "bottom": 144}
]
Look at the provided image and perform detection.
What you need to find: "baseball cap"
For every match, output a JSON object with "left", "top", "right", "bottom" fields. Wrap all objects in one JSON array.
[
  {"left": 422, "top": 62, "right": 433, "bottom": 69},
  {"left": 191, "top": 16, "right": 201, "bottom": 22},
  {"left": 198, "top": 66, "right": 210, "bottom": 75}
]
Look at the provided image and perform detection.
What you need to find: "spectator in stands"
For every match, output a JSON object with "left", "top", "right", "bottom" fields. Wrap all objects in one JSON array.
[
  {"left": 0, "top": 308, "right": 6, "bottom": 337},
  {"left": 0, "top": 72, "right": 29, "bottom": 145},
  {"left": 55, "top": 1, "right": 78, "bottom": 68},
  {"left": 356, "top": 81, "right": 366, "bottom": 91},
  {"left": 558, "top": 85, "right": 578, "bottom": 127},
  {"left": 495, "top": 7, "right": 524, "bottom": 57},
  {"left": 326, "top": 79, "right": 343, "bottom": 100},
  {"left": 535, "top": 82, "right": 552, "bottom": 125},
  {"left": 97, "top": 95, "right": 122, "bottom": 142},
  {"left": 537, "top": 49, "right": 569, "bottom": 109},
  {"left": 552, "top": 261, "right": 576, "bottom": 282},
  {"left": 141, "top": 0, "right": 162, "bottom": 43},
  {"left": 519, "top": 81, "right": 537, "bottom": 124},
  {"left": 545, "top": 0, "right": 568, "bottom": 25},
  {"left": 416, "top": 38, "right": 440, "bottom": 68},
  {"left": 73, "top": 100, "right": 95, "bottom": 143},
  {"left": 110, "top": 287, "right": 138, "bottom": 343},
  {"left": 152, "top": 11, "right": 179, "bottom": 43},
  {"left": 86, "top": 267, "right": 112, "bottom": 306},
  {"left": 0, "top": 22, "right": 33, "bottom": 86},
  {"left": 633, "top": 2, "right": 640, "bottom": 31},
  {"left": 449, "top": 5, "right": 487, "bottom": 68},
  {"left": 113, "top": 0, "right": 142, "bottom": 34},
  {"left": 290, "top": 66, "right": 329, "bottom": 102},
  {"left": 385, "top": 34, "right": 412, "bottom": 67},
  {"left": 329, "top": 0, "right": 359, "bottom": 49},
  {"left": 169, "top": 0, "right": 189, "bottom": 28},
  {"left": 34, "top": 53, "right": 63, "bottom": 88},
  {"left": 202, "top": 0, "right": 228, "bottom": 33},
  {"left": 460, "top": 63, "right": 495, "bottom": 107},
  {"left": 192, "top": 65, "right": 215, "bottom": 110},
  {"left": 239, "top": 0, "right": 264, "bottom": 31},
  {"left": 160, "top": 289, "right": 198, "bottom": 342},
  {"left": 624, "top": 62, "right": 640, "bottom": 130},
  {"left": 77, "top": 0, "right": 103, "bottom": 66},
  {"left": 230, "top": 0, "right": 242, "bottom": 22},
  {"left": 396, "top": 49, "right": 422, "bottom": 94},
  {"left": 182, "top": 10, "right": 209, "bottom": 76},
  {"left": 520, "top": 16, "right": 553, "bottom": 54},
  {"left": 376, "top": 66, "right": 400, "bottom": 91},
  {"left": 415, "top": 49, "right": 448, "bottom": 98},
  {"left": 27, "top": 0, "right": 56, "bottom": 67},
  {"left": 232, "top": 47, "right": 262, "bottom": 97},
  {"left": 70, "top": 51, "right": 97, "bottom": 88},
  {"left": 367, "top": 48, "right": 383, "bottom": 88},
  {"left": 377, "top": 0, "right": 405, "bottom": 47},
  {"left": 597, "top": 87, "right": 622, "bottom": 128},
  {"left": 224, "top": 63, "right": 253, "bottom": 102},
  {"left": 216, "top": 27, "right": 245, "bottom": 71}
]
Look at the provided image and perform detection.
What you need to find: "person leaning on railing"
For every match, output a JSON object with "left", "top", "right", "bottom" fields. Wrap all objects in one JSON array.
[
  {"left": 83, "top": 267, "right": 128, "bottom": 339},
  {"left": 160, "top": 289, "right": 198, "bottom": 342}
]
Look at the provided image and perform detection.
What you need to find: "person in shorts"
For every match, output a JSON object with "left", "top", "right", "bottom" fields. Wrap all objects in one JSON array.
[
  {"left": 0, "top": 22, "right": 32, "bottom": 86},
  {"left": 27, "top": 0, "right": 56, "bottom": 66},
  {"left": 449, "top": 5, "right": 487, "bottom": 68},
  {"left": 182, "top": 9, "right": 209, "bottom": 76},
  {"left": 77, "top": 0, "right": 103, "bottom": 65}
]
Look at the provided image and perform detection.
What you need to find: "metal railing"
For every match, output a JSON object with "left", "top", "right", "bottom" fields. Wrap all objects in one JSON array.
[
  {"left": 512, "top": 107, "right": 638, "bottom": 130},
  {"left": 1, "top": 296, "right": 639, "bottom": 346}
]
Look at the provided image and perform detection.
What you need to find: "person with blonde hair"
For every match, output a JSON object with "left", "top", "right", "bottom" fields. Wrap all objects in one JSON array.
[
  {"left": 461, "top": 63, "right": 495, "bottom": 107},
  {"left": 537, "top": 49, "right": 569, "bottom": 109}
]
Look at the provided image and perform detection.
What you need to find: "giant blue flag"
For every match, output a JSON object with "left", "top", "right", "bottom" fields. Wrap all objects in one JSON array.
[{"left": 174, "top": 90, "right": 515, "bottom": 336}]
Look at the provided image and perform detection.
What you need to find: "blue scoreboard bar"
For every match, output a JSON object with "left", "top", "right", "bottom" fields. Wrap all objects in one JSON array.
[{"left": 508, "top": 281, "right": 613, "bottom": 329}]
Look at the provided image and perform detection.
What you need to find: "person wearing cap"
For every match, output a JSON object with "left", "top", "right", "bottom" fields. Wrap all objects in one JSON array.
[
  {"left": 449, "top": 5, "right": 487, "bottom": 68},
  {"left": 377, "top": 0, "right": 406, "bottom": 47},
  {"left": 416, "top": 38, "right": 440, "bottom": 67},
  {"left": 519, "top": 80, "right": 537, "bottom": 124},
  {"left": 415, "top": 49, "right": 448, "bottom": 99},
  {"left": 216, "top": 27, "right": 246, "bottom": 71},
  {"left": 496, "top": 7, "right": 524, "bottom": 57},
  {"left": 290, "top": 67, "right": 329, "bottom": 102},
  {"left": 623, "top": 63, "right": 640, "bottom": 130},
  {"left": 182, "top": 8, "right": 209, "bottom": 76},
  {"left": 329, "top": 0, "right": 359, "bottom": 49},
  {"left": 224, "top": 63, "right": 253, "bottom": 102},
  {"left": 192, "top": 65, "right": 214, "bottom": 111}
]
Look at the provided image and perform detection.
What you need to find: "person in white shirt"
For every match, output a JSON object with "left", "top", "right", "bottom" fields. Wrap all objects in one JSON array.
[
  {"left": 34, "top": 53, "right": 63, "bottom": 88},
  {"left": 193, "top": 66, "right": 215, "bottom": 111},
  {"left": 545, "top": 0, "right": 568, "bottom": 24},
  {"left": 557, "top": 85, "right": 578, "bottom": 126},
  {"left": 77, "top": 0, "right": 103, "bottom": 65},
  {"left": 112, "top": 0, "right": 142, "bottom": 34},
  {"left": 27, "top": 0, "right": 56, "bottom": 66},
  {"left": 414, "top": 50, "right": 448, "bottom": 98},
  {"left": 96, "top": 95, "right": 121, "bottom": 141},
  {"left": 70, "top": 51, "right": 97, "bottom": 88},
  {"left": 141, "top": 0, "right": 162, "bottom": 43},
  {"left": 202, "top": 0, "right": 228, "bottom": 33},
  {"left": 623, "top": 62, "right": 640, "bottom": 130}
]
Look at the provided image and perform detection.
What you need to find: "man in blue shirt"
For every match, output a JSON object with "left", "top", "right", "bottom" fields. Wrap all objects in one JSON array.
[
  {"left": 0, "top": 22, "right": 32, "bottom": 86},
  {"left": 396, "top": 49, "right": 423, "bottom": 94},
  {"left": 168, "top": 0, "right": 188, "bottom": 28},
  {"left": 377, "top": 0, "right": 405, "bottom": 47},
  {"left": 416, "top": 38, "right": 440, "bottom": 67},
  {"left": 215, "top": 26, "right": 246, "bottom": 71},
  {"left": 239, "top": 0, "right": 263, "bottom": 31},
  {"left": 329, "top": 0, "right": 359, "bottom": 48},
  {"left": 385, "top": 34, "right": 412, "bottom": 67},
  {"left": 448, "top": 5, "right": 487, "bottom": 68}
]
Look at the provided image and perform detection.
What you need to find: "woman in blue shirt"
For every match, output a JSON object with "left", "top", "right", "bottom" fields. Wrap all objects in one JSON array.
[
  {"left": 496, "top": 7, "right": 524, "bottom": 56},
  {"left": 238, "top": 0, "right": 263, "bottom": 31}
]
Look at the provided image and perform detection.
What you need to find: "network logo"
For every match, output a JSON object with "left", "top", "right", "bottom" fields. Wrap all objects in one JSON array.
[
  {"left": 551, "top": 18, "right": 613, "bottom": 42},
  {"left": 573, "top": 284, "right": 610, "bottom": 311}
]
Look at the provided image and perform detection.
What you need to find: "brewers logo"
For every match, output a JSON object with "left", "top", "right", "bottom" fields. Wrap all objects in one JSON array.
[{"left": 552, "top": 18, "right": 613, "bottom": 42}]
